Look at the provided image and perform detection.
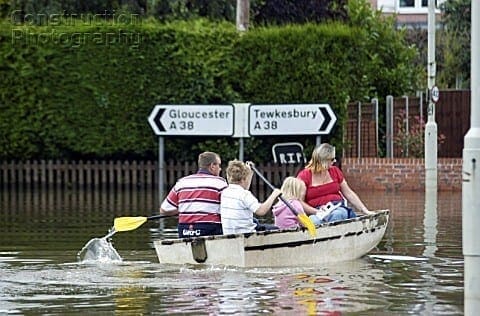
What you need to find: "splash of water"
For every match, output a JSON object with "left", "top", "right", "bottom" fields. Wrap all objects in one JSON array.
[{"left": 77, "top": 228, "right": 122, "bottom": 263}]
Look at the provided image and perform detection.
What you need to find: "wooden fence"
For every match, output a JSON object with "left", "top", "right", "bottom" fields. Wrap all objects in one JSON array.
[
  {"left": 0, "top": 160, "right": 156, "bottom": 190},
  {"left": 0, "top": 160, "right": 302, "bottom": 198},
  {"left": 435, "top": 90, "right": 470, "bottom": 157},
  {"left": 345, "top": 90, "right": 470, "bottom": 158},
  {"left": 345, "top": 99, "right": 379, "bottom": 157}
]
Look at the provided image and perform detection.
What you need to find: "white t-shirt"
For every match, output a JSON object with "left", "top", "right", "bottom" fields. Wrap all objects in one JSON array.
[{"left": 220, "top": 183, "right": 261, "bottom": 234}]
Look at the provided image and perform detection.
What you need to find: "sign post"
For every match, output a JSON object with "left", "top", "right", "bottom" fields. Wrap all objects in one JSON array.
[
  {"left": 233, "top": 103, "right": 250, "bottom": 161},
  {"left": 425, "top": 0, "right": 438, "bottom": 192},
  {"left": 148, "top": 104, "right": 234, "bottom": 204},
  {"left": 463, "top": 0, "right": 480, "bottom": 312}
]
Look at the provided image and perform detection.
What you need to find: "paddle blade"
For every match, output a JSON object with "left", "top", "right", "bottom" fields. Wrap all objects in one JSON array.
[
  {"left": 298, "top": 213, "right": 317, "bottom": 237},
  {"left": 114, "top": 217, "right": 148, "bottom": 232}
]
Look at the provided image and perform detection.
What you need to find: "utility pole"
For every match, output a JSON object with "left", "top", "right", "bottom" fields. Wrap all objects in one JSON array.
[
  {"left": 463, "top": 0, "right": 480, "bottom": 314},
  {"left": 425, "top": 0, "right": 438, "bottom": 192},
  {"left": 236, "top": 0, "right": 249, "bottom": 32}
]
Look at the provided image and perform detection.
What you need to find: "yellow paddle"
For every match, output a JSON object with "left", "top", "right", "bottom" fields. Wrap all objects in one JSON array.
[
  {"left": 250, "top": 164, "right": 317, "bottom": 237},
  {"left": 113, "top": 214, "right": 177, "bottom": 232}
]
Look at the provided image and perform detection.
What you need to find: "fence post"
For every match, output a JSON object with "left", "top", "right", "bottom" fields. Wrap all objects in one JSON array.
[
  {"left": 386, "top": 95, "right": 394, "bottom": 158},
  {"left": 78, "top": 160, "right": 83, "bottom": 189},
  {"left": 404, "top": 95, "right": 410, "bottom": 157},
  {"left": 416, "top": 90, "right": 424, "bottom": 123},
  {"left": 357, "top": 101, "right": 362, "bottom": 158},
  {"left": 115, "top": 160, "right": 122, "bottom": 191},
  {"left": 372, "top": 98, "right": 379, "bottom": 157},
  {"left": 48, "top": 160, "right": 55, "bottom": 189},
  {"left": 108, "top": 160, "right": 115, "bottom": 189}
]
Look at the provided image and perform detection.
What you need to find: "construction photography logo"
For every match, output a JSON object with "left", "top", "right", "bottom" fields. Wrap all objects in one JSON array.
[{"left": 10, "top": 10, "right": 142, "bottom": 49}]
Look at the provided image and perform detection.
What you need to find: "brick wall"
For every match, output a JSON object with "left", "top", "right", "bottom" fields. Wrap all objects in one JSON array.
[{"left": 343, "top": 158, "right": 462, "bottom": 192}]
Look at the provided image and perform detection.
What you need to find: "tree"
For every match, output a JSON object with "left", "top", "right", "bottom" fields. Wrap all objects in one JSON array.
[
  {"left": 251, "top": 0, "right": 347, "bottom": 26},
  {"left": 438, "top": 0, "right": 470, "bottom": 89}
]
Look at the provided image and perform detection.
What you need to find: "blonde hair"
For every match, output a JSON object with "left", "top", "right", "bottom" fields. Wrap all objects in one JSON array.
[
  {"left": 305, "top": 143, "right": 335, "bottom": 173},
  {"left": 280, "top": 177, "right": 306, "bottom": 200},
  {"left": 226, "top": 160, "right": 251, "bottom": 183}
]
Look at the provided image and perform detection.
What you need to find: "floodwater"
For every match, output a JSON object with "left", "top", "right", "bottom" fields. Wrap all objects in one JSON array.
[{"left": 0, "top": 188, "right": 463, "bottom": 315}]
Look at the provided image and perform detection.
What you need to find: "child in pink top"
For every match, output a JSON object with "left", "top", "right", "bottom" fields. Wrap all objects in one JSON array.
[{"left": 272, "top": 177, "right": 307, "bottom": 229}]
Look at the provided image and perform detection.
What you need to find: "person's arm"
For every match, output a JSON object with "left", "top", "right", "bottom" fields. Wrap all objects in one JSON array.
[
  {"left": 295, "top": 171, "right": 317, "bottom": 215},
  {"left": 255, "top": 188, "right": 282, "bottom": 216},
  {"left": 159, "top": 189, "right": 179, "bottom": 215},
  {"left": 299, "top": 200, "right": 318, "bottom": 215},
  {"left": 159, "top": 207, "right": 179, "bottom": 215},
  {"left": 339, "top": 180, "right": 374, "bottom": 215}
]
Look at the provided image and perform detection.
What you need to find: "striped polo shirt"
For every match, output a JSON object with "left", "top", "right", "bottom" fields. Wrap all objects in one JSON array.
[{"left": 161, "top": 171, "right": 228, "bottom": 224}]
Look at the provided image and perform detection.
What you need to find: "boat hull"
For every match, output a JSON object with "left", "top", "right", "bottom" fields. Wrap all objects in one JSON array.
[{"left": 153, "top": 210, "right": 389, "bottom": 267}]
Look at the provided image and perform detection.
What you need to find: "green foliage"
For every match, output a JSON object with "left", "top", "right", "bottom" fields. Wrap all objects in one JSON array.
[
  {"left": 0, "top": 16, "right": 419, "bottom": 161},
  {"left": 1, "top": 0, "right": 347, "bottom": 26},
  {"left": 251, "top": 0, "right": 347, "bottom": 26},
  {"left": 346, "top": 0, "right": 421, "bottom": 97},
  {"left": 393, "top": 110, "right": 446, "bottom": 158},
  {"left": 1, "top": 0, "right": 147, "bottom": 19},
  {"left": 228, "top": 22, "right": 361, "bottom": 149},
  {"left": 153, "top": 0, "right": 236, "bottom": 22},
  {"left": 438, "top": 0, "right": 470, "bottom": 89}
]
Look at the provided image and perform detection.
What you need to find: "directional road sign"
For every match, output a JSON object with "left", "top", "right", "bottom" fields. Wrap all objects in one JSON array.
[
  {"left": 249, "top": 104, "right": 337, "bottom": 136},
  {"left": 148, "top": 105, "right": 234, "bottom": 136}
]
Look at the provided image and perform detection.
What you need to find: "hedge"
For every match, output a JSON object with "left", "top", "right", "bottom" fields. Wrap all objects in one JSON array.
[{"left": 0, "top": 18, "right": 418, "bottom": 162}]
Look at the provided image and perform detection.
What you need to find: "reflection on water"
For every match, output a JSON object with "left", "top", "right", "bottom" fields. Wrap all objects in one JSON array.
[{"left": 0, "top": 188, "right": 463, "bottom": 315}]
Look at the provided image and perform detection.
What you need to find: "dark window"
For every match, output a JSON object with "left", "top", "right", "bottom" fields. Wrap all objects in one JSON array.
[{"left": 400, "top": 0, "right": 415, "bottom": 7}]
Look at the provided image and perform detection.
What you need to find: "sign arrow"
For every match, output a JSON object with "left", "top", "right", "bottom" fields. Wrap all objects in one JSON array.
[
  {"left": 153, "top": 108, "right": 166, "bottom": 132},
  {"left": 318, "top": 105, "right": 336, "bottom": 134}
]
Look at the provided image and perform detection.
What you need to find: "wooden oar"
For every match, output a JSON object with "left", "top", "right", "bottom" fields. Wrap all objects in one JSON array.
[
  {"left": 249, "top": 164, "right": 317, "bottom": 237},
  {"left": 113, "top": 214, "right": 178, "bottom": 232}
]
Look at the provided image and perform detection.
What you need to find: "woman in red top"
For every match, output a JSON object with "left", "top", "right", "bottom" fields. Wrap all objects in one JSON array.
[{"left": 297, "top": 143, "right": 373, "bottom": 224}]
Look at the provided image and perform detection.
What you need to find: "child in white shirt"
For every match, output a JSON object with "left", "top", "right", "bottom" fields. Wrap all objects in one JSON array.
[{"left": 221, "top": 160, "right": 281, "bottom": 234}]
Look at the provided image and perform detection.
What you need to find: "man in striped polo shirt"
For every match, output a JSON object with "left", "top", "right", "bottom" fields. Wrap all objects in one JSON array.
[{"left": 160, "top": 151, "right": 227, "bottom": 238}]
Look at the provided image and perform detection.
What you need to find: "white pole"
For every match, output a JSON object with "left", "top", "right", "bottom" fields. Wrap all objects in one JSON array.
[
  {"left": 236, "top": 0, "right": 249, "bottom": 32},
  {"left": 464, "top": 0, "right": 480, "bottom": 313},
  {"left": 423, "top": 188, "right": 437, "bottom": 259},
  {"left": 158, "top": 136, "right": 164, "bottom": 205},
  {"left": 239, "top": 138, "right": 244, "bottom": 161},
  {"left": 233, "top": 103, "right": 250, "bottom": 160},
  {"left": 425, "top": 0, "right": 438, "bottom": 191}
]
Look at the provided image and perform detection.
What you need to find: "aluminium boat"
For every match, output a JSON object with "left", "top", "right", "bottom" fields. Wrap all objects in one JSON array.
[{"left": 153, "top": 209, "right": 389, "bottom": 268}]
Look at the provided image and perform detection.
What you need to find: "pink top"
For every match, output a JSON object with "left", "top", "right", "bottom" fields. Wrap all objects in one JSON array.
[
  {"left": 296, "top": 166, "right": 344, "bottom": 208},
  {"left": 272, "top": 199, "right": 304, "bottom": 229}
]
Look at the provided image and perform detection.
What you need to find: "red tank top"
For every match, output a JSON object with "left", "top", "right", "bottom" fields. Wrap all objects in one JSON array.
[{"left": 297, "top": 166, "right": 344, "bottom": 207}]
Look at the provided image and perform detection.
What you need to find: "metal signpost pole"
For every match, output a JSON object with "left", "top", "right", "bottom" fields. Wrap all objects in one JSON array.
[
  {"left": 158, "top": 136, "right": 164, "bottom": 205},
  {"left": 424, "top": 5, "right": 440, "bottom": 314},
  {"left": 464, "top": 1, "right": 480, "bottom": 313},
  {"left": 148, "top": 104, "right": 235, "bottom": 204},
  {"left": 157, "top": 136, "right": 165, "bottom": 232},
  {"left": 425, "top": 0, "right": 438, "bottom": 192},
  {"left": 233, "top": 103, "right": 250, "bottom": 161}
]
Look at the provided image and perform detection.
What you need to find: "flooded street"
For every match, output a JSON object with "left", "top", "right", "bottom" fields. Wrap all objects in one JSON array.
[{"left": 0, "top": 189, "right": 463, "bottom": 314}]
